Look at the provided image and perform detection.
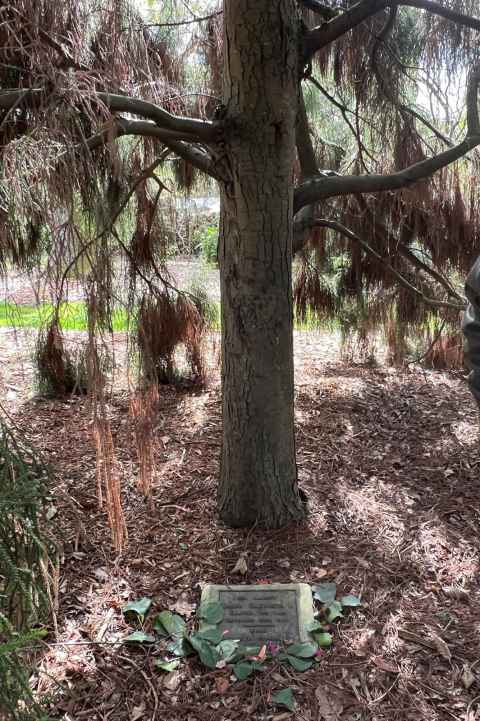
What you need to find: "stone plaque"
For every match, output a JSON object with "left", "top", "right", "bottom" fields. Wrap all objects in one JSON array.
[{"left": 200, "top": 584, "right": 314, "bottom": 645}]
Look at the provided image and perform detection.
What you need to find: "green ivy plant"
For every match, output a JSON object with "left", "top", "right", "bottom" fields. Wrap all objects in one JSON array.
[{"left": 121, "top": 583, "right": 361, "bottom": 682}]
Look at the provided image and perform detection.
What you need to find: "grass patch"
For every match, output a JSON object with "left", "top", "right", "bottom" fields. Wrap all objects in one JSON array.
[
  {"left": 0, "top": 301, "right": 127, "bottom": 332},
  {"left": 1, "top": 300, "right": 338, "bottom": 333}
]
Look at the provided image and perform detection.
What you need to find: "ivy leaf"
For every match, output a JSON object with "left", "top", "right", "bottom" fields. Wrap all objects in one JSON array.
[
  {"left": 326, "top": 601, "right": 343, "bottom": 623},
  {"left": 122, "top": 597, "right": 152, "bottom": 622},
  {"left": 154, "top": 611, "right": 186, "bottom": 639},
  {"left": 313, "top": 583, "right": 337, "bottom": 604},
  {"left": 272, "top": 688, "right": 295, "bottom": 712},
  {"left": 314, "top": 632, "right": 333, "bottom": 648},
  {"left": 307, "top": 619, "right": 325, "bottom": 632},
  {"left": 155, "top": 659, "right": 180, "bottom": 672},
  {"left": 123, "top": 631, "right": 155, "bottom": 644},
  {"left": 197, "top": 627, "right": 223, "bottom": 644},
  {"left": 217, "top": 639, "right": 239, "bottom": 661},
  {"left": 199, "top": 602, "right": 224, "bottom": 624},
  {"left": 189, "top": 634, "right": 220, "bottom": 669},
  {"left": 167, "top": 638, "right": 194, "bottom": 657},
  {"left": 233, "top": 661, "right": 253, "bottom": 681},
  {"left": 251, "top": 660, "right": 266, "bottom": 671},
  {"left": 287, "top": 655, "right": 313, "bottom": 672},
  {"left": 340, "top": 595, "right": 361, "bottom": 607},
  {"left": 287, "top": 642, "right": 318, "bottom": 658}
]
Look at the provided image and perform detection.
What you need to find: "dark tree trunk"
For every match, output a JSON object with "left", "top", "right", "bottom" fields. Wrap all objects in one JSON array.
[{"left": 217, "top": 0, "right": 306, "bottom": 528}]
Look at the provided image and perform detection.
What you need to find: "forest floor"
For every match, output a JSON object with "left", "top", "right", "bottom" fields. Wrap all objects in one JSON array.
[{"left": 2, "top": 327, "right": 480, "bottom": 721}]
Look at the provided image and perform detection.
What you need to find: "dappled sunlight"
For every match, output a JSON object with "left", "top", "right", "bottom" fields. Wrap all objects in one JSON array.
[{"left": 2, "top": 330, "right": 480, "bottom": 720}]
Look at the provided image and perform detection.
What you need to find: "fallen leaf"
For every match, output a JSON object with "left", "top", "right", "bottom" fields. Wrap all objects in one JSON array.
[
  {"left": 173, "top": 592, "right": 195, "bottom": 618},
  {"left": 215, "top": 676, "right": 230, "bottom": 695},
  {"left": 315, "top": 683, "right": 345, "bottom": 721},
  {"left": 94, "top": 567, "right": 109, "bottom": 582},
  {"left": 130, "top": 703, "right": 145, "bottom": 721},
  {"left": 462, "top": 664, "right": 475, "bottom": 690},
  {"left": 163, "top": 670, "right": 182, "bottom": 692},
  {"left": 161, "top": 435, "right": 171, "bottom": 445},
  {"left": 272, "top": 688, "right": 295, "bottom": 712},
  {"left": 232, "top": 555, "right": 248, "bottom": 575},
  {"left": 430, "top": 633, "right": 451, "bottom": 661},
  {"left": 371, "top": 656, "right": 399, "bottom": 673}
]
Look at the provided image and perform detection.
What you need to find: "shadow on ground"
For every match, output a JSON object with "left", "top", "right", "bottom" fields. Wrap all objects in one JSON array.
[{"left": 12, "top": 346, "right": 480, "bottom": 721}]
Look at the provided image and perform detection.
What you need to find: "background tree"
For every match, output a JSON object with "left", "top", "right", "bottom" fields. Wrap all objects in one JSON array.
[{"left": 1, "top": 0, "right": 479, "bottom": 531}]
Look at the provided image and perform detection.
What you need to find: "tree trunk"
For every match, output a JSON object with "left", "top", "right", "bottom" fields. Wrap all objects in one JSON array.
[{"left": 217, "top": 0, "right": 306, "bottom": 528}]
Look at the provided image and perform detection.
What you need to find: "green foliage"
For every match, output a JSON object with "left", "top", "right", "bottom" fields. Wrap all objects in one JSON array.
[
  {"left": 272, "top": 688, "right": 295, "bottom": 712},
  {"left": 122, "top": 597, "right": 152, "bottom": 622},
  {"left": 233, "top": 661, "right": 253, "bottom": 680},
  {"left": 312, "top": 583, "right": 337, "bottom": 604},
  {"left": 155, "top": 658, "right": 180, "bottom": 672},
  {"left": 198, "top": 601, "right": 224, "bottom": 624},
  {"left": 0, "top": 422, "right": 56, "bottom": 720},
  {"left": 0, "top": 421, "right": 55, "bottom": 627},
  {"left": 312, "top": 583, "right": 361, "bottom": 628},
  {"left": 287, "top": 655, "right": 313, "bottom": 671},
  {"left": 154, "top": 611, "right": 186, "bottom": 638},
  {"left": 122, "top": 588, "right": 361, "bottom": 686},
  {"left": 0, "top": 617, "right": 49, "bottom": 721},
  {"left": 314, "top": 631, "right": 333, "bottom": 648},
  {"left": 123, "top": 631, "right": 156, "bottom": 644},
  {"left": 195, "top": 223, "right": 218, "bottom": 265}
]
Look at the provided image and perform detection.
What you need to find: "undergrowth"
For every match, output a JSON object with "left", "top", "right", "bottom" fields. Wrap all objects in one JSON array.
[{"left": 0, "top": 420, "right": 56, "bottom": 719}]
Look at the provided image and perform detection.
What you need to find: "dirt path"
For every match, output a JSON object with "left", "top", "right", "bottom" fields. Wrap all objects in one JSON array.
[{"left": 3, "top": 330, "right": 480, "bottom": 721}]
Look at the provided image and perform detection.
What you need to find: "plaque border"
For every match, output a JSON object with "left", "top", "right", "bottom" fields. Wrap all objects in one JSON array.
[{"left": 200, "top": 583, "right": 314, "bottom": 643}]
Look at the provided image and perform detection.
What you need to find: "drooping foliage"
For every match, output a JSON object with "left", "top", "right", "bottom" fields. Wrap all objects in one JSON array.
[
  {"left": 295, "top": 1, "right": 479, "bottom": 361},
  {"left": 0, "top": 420, "right": 56, "bottom": 627},
  {"left": 0, "top": 0, "right": 479, "bottom": 541},
  {"left": 0, "top": 419, "right": 57, "bottom": 720}
]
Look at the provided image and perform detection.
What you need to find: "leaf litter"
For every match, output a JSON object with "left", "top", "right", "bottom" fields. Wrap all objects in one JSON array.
[{"left": 3, "top": 329, "right": 480, "bottom": 720}]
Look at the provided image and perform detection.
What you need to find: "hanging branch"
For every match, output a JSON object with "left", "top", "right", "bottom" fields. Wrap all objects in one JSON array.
[
  {"left": 86, "top": 119, "right": 225, "bottom": 180},
  {"left": 294, "top": 63, "right": 480, "bottom": 213},
  {"left": 0, "top": 89, "right": 221, "bottom": 144},
  {"left": 308, "top": 219, "right": 465, "bottom": 310},
  {"left": 305, "top": 0, "right": 480, "bottom": 58}
]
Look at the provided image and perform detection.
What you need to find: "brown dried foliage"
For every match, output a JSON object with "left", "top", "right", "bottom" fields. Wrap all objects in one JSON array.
[
  {"left": 35, "top": 323, "right": 79, "bottom": 397},
  {"left": 137, "top": 292, "right": 208, "bottom": 386},
  {"left": 93, "top": 415, "right": 127, "bottom": 552},
  {"left": 129, "top": 386, "right": 159, "bottom": 505}
]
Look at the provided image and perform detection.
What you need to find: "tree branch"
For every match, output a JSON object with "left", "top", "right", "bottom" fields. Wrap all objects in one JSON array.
[
  {"left": 305, "top": 0, "right": 480, "bottom": 58},
  {"left": 294, "top": 136, "right": 480, "bottom": 212},
  {"left": 297, "top": 0, "right": 339, "bottom": 20},
  {"left": 86, "top": 118, "right": 225, "bottom": 182},
  {"left": 138, "top": 10, "right": 222, "bottom": 29},
  {"left": 354, "top": 195, "right": 466, "bottom": 304},
  {"left": 0, "top": 89, "right": 221, "bottom": 144},
  {"left": 295, "top": 63, "right": 480, "bottom": 212},
  {"left": 370, "top": 6, "right": 454, "bottom": 148},
  {"left": 97, "top": 93, "right": 219, "bottom": 142},
  {"left": 307, "top": 219, "right": 465, "bottom": 310}
]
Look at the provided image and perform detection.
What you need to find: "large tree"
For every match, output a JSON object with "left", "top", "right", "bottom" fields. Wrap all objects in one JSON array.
[{"left": 1, "top": 0, "right": 480, "bottom": 529}]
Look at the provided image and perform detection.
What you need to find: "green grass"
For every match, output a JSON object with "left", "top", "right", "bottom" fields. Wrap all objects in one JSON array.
[
  {"left": 0, "top": 301, "right": 128, "bottom": 331},
  {"left": 0, "top": 300, "right": 339, "bottom": 333}
]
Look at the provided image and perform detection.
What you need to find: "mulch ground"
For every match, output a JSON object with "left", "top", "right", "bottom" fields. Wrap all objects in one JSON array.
[{"left": 3, "top": 329, "right": 480, "bottom": 721}]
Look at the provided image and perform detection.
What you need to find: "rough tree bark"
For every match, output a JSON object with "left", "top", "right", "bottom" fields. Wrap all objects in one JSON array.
[{"left": 217, "top": 0, "right": 306, "bottom": 528}]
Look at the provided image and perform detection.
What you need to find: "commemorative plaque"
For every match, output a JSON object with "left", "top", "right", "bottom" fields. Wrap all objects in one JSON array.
[{"left": 200, "top": 583, "right": 314, "bottom": 645}]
